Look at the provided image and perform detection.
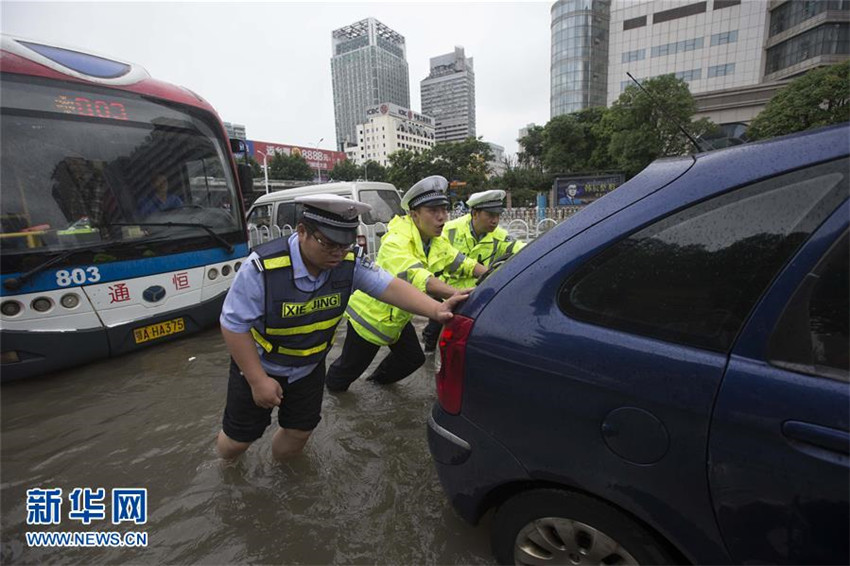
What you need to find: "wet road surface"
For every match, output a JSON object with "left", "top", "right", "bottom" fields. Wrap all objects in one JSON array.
[{"left": 0, "top": 318, "right": 494, "bottom": 565}]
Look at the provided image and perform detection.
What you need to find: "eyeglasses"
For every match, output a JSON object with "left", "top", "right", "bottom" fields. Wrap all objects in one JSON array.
[{"left": 310, "top": 230, "right": 354, "bottom": 253}]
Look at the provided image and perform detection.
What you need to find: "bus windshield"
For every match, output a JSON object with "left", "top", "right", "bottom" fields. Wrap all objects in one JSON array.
[{"left": 1, "top": 77, "right": 242, "bottom": 257}]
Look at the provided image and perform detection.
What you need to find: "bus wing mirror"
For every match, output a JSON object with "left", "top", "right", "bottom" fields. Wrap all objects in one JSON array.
[
  {"left": 237, "top": 163, "right": 254, "bottom": 194},
  {"left": 230, "top": 139, "right": 247, "bottom": 154}
]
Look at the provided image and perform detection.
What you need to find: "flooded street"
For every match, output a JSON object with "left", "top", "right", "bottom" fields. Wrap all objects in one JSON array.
[{"left": 0, "top": 318, "right": 494, "bottom": 565}]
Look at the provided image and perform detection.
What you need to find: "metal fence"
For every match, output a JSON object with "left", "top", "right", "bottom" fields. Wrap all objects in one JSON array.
[{"left": 248, "top": 206, "right": 583, "bottom": 252}]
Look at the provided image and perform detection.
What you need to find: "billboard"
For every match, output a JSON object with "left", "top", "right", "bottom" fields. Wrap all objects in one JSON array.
[
  {"left": 553, "top": 174, "right": 625, "bottom": 206},
  {"left": 248, "top": 140, "right": 347, "bottom": 172}
]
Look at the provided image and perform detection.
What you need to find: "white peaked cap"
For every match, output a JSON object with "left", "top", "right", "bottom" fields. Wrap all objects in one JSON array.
[
  {"left": 294, "top": 194, "right": 372, "bottom": 245},
  {"left": 401, "top": 175, "right": 450, "bottom": 211}
]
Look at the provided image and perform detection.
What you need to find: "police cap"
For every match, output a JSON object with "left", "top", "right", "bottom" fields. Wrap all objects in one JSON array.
[
  {"left": 401, "top": 175, "right": 450, "bottom": 211},
  {"left": 295, "top": 194, "right": 372, "bottom": 245},
  {"left": 467, "top": 189, "right": 506, "bottom": 213}
]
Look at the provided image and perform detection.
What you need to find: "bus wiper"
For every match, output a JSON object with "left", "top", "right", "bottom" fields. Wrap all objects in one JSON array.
[
  {"left": 110, "top": 222, "right": 234, "bottom": 254},
  {"left": 3, "top": 247, "right": 101, "bottom": 291}
]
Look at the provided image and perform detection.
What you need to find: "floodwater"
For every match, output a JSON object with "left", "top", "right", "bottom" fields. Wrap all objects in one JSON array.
[{"left": 0, "top": 318, "right": 494, "bottom": 565}]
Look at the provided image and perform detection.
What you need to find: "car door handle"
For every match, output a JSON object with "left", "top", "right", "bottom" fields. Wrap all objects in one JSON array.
[{"left": 782, "top": 420, "right": 850, "bottom": 456}]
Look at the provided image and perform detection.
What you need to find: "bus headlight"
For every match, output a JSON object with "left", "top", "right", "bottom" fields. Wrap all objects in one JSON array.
[
  {"left": 221, "top": 265, "right": 232, "bottom": 276},
  {"left": 60, "top": 293, "right": 80, "bottom": 309},
  {"left": 234, "top": 262, "right": 242, "bottom": 272},
  {"left": 1, "top": 301, "right": 22, "bottom": 317},
  {"left": 208, "top": 268, "right": 219, "bottom": 280},
  {"left": 31, "top": 297, "right": 53, "bottom": 312}
]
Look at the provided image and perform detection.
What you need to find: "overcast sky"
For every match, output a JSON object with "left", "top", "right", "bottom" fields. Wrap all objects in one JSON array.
[{"left": 2, "top": 1, "right": 552, "bottom": 156}]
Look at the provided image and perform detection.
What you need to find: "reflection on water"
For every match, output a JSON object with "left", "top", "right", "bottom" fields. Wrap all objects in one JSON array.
[{"left": 1, "top": 320, "right": 492, "bottom": 565}]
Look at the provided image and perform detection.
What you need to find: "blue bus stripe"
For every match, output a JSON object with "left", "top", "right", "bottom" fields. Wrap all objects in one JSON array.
[{"left": 0, "top": 243, "right": 249, "bottom": 296}]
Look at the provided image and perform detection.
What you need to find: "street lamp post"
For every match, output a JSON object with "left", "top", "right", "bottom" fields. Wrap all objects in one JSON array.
[
  {"left": 313, "top": 137, "right": 324, "bottom": 182},
  {"left": 262, "top": 153, "right": 270, "bottom": 194},
  {"left": 364, "top": 161, "right": 369, "bottom": 182}
]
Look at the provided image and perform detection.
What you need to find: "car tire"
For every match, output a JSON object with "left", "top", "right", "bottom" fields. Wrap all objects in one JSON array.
[{"left": 491, "top": 489, "right": 675, "bottom": 565}]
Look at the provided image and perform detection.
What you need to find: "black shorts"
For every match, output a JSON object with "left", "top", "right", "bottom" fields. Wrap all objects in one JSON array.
[{"left": 222, "top": 359, "right": 326, "bottom": 443}]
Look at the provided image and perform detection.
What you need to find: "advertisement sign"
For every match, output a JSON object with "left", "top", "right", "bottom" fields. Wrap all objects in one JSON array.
[
  {"left": 364, "top": 102, "right": 434, "bottom": 126},
  {"left": 249, "top": 140, "right": 346, "bottom": 171},
  {"left": 553, "top": 174, "right": 625, "bottom": 206}
]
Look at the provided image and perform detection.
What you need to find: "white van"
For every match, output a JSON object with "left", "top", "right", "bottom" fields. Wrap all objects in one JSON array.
[{"left": 245, "top": 181, "right": 404, "bottom": 257}]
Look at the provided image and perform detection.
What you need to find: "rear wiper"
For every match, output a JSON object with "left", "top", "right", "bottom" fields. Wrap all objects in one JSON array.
[
  {"left": 109, "top": 222, "right": 234, "bottom": 254},
  {"left": 3, "top": 247, "right": 103, "bottom": 291}
]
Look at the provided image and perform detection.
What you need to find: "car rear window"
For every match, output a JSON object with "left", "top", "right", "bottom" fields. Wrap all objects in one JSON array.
[
  {"left": 559, "top": 158, "right": 848, "bottom": 352},
  {"left": 358, "top": 189, "right": 403, "bottom": 224}
]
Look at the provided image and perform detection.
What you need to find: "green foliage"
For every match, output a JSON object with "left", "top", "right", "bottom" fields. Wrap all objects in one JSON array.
[
  {"left": 600, "top": 74, "right": 711, "bottom": 178},
  {"left": 362, "top": 160, "right": 387, "bottom": 182},
  {"left": 517, "top": 125, "right": 545, "bottom": 169},
  {"left": 385, "top": 138, "right": 492, "bottom": 199},
  {"left": 267, "top": 152, "right": 314, "bottom": 181},
  {"left": 542, "top": 107, "right": 610, "bottom": 174},
  {"left": 329, "top": 159, "right": 361, "bottom": 181},
  {"left": 747, "top": 61, "right": 850, "bottom": 140},
  {"left": 248, "top": 157, "right": 262, "bottom": 177}
]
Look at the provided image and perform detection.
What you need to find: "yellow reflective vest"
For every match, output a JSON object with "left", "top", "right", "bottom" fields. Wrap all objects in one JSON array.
[
  {"left": 441, "top": 214, "right": 526, "bottom": 288},
  {"left": 345, "top": 214, "right": 478, "bottom": 345}
]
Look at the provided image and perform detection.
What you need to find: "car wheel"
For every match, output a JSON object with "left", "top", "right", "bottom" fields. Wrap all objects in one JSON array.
[{"left": 491, "top": 489, "right": 675, "bottom": 565}]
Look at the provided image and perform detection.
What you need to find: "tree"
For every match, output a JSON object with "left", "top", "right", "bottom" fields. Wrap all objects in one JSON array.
[
  {"left": 362, "top": 160, "right": 387, "bottom": 182},
  {"left": 248, "top": 157, "right": 262, "bottom": 177},
  {"left": 599, "top": 74, "right": 715, "bottom": 178},
  {"left": 517, "top": 125, "right": 545, "bottom": 169},
  {"left": 387, "top": 149, "right": 432, "bottom": 191},
  {"left": 267, "top": 152, "right": 314, "bottom": 181},
  {"left": 747, "top": 61, "right": 850, "bottom": 140},
  {"left": 542, "top": 107, "right": 611, "bottom": 174},
  {"left": 329, "top": 159, "right": 361, "bottom": 181}
]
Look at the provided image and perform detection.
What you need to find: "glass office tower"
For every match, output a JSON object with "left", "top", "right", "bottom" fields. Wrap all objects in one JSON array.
[{"left": 551, "top": 0, "right": 611, "bottom": 117}]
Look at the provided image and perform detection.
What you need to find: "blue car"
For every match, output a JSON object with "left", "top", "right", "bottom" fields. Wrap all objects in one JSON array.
[{"left": 428, "top": 123, "right": 849, "bottom": 565}]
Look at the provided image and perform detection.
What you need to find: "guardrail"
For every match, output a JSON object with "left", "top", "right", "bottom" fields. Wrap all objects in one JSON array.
[{"left": 249, "top": 207, "right": 583, "bottom": 252}]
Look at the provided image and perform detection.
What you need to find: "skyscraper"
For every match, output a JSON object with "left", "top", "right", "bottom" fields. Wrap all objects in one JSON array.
[
  {"left": 331, "top": 18, "right": 410, "bottom": 151},
  {"left": 420, "top": 46, "right": 476, "bottom": 143},
  {"left": 550, "top": 0, "right": 611, "bottom": 118}
]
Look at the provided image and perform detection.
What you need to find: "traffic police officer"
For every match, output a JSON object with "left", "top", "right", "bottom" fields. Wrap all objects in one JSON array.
[
  {"left": 421, "top": 189, "right": 525, "bottom": 351},
  {"left": 216, "top": 194, "right": 467, "bottom": 461},
  {"left": 325, "top": 176, "right": 487, "bottom": 392}
]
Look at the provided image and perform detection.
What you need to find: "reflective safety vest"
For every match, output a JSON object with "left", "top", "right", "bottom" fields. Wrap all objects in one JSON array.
[
  {"left": 345, "top": 214, "right": 478, "bottom": 346},
  {"left": 442, "top": 214, "right": 525, "bottom": 288},
  {"left": 250, "top": 237, "right": 356, "bottom": 367}
]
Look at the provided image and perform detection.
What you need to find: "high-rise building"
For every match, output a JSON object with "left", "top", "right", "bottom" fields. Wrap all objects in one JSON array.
[
  {"left": 606, "top": 0, "right": 849, "bottom": 130},
  {"left": 764, "top": 0, "right": 850, "bottom": 81},
  {"left": 551, "top": 0, "right": 611, "bottom": 117},
  {"left": 331, "top": 18, "right": 410, "bottom": 151},
  {"left": 420, "top": 46, "right": 476, "bottom": 143}
]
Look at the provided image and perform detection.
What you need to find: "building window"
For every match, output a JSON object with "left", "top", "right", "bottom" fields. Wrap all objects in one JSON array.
[
  {"left": 652, "top": 1, "right": 706, "bottom": 24},
  {"left": 676, "top": 68, "right": 703, "bottom": 81},
  {"left": 624, "top": 15, "right": 647, "bottom": 30},
  {"left": 711, "top": 30, "right": 739, "bottom": 46},
  {"left": 766, "top": 23, "right": 850, "bottom": 74},
  {"left": 708, "top": 63, "right": 735, "bottom": 77},
  {"left": 622, "top": 48, "right": 646, "bottom": 63},
  {"left": 651, "top": 37, "right": 705, "bottom": 58},
  {"left": 713, "top": 0, "right": 740, "bottom": 9}
]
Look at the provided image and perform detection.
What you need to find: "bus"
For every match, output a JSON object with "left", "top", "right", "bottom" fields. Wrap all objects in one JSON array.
[{"left": 0, "top": 35, "right": 252, "bottom": 381}]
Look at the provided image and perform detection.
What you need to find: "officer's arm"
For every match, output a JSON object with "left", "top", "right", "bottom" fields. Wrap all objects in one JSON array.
[{"left": 379, "top": 277, "right": 467, "bottom": 323}]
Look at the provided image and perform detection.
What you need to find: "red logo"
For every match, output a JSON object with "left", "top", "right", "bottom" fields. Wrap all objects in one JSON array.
[
  {"left": 108, "top": 283, "right": 131, "bottom": 303},
  {"left": 380, "top": 104, "right": 388, "bottom": 114},
  {"left": 172, "top": 272, "right": 190, "bottom": 290}
]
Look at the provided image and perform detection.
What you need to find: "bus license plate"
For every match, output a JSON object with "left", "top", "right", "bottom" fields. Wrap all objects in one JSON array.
[{"left": 133, "top": 317, "right": 185, "bottom": 344}]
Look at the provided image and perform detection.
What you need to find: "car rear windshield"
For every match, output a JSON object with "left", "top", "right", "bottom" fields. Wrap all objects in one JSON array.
[{"left": 559, "top": 158, "right": 849, "bottom": 352}]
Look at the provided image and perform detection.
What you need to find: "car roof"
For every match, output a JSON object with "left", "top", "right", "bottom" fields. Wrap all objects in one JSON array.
[
  {"left": 251, "top": 181, "right": 398, "bottom": 206},
  {"left": 466, "top": 123, "right": 850, "bottom": 318}
]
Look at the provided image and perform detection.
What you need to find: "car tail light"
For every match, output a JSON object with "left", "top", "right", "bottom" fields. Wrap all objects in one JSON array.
[
  {"left": 357, "top": 235, "right": 367, "bottom": 252},
  {"left": 436, "top": 314, "right": 474, "bottom": 415}
]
